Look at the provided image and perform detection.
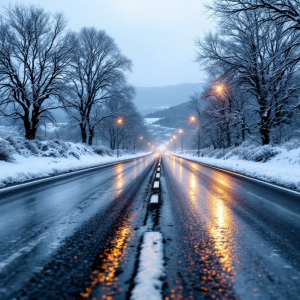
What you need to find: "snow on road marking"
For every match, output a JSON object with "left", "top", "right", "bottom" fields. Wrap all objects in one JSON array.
[
  {"left": 157, "top": 167, "right": 160, "bottom": 172},
  {"left": 153, "top": 181, "right": 159, "bottom": 189},
  {"left": 158, "top": 163, "right": 160, "bottom": 166},
  {"left": 130, "top": 232, "right": 164, "bottom": 300},
  {"left": 156, "top": 173, "right": 160, "bottom": 178},
  {"left": 150, "top": 194, "right": 159, "bottom": 204}
]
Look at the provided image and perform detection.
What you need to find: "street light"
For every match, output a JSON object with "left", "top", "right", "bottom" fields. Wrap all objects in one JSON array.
[
  {"left": 215, "top": 85, "right": 226, "bottom": 159},
  {"left": 140, "top": 136, "right": 143, "bottom": 140},
  {"left": 172, "top": 135, "right": 177, "bottom": 152},
  {"left": 215, "top": 84, "right": 224, "bottom": 94},
  {"left": 190, "top": 115, "right": 200, "bottom": 157},
  {"left": 116, "top": 118, "right": 123, "bottom": 158},
  {"left": 178, "top": 129, "right": 183, "bottom": 153}
]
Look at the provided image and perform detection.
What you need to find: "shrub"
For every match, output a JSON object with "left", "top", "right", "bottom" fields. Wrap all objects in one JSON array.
[
  {"left": 249, "top": 145, "right": 280, "bottom": 162},
  {"left": 284, "top": 138, "right": 300, "bottom": 151},
  {"left": 92, "top": 145, "right": 113, "bottom": 156},
  {"left": 0, "top": 138, "right": 15, "bottom": 162}
]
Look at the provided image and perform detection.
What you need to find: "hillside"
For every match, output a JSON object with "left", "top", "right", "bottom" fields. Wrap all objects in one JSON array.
[{"left": 134, "top": 82, "right": 205, "bottom": 115}]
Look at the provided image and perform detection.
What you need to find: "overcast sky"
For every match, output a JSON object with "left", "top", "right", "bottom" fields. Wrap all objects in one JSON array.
[{"left": 1, "top": 0, "right": 216, "bottom": 87}]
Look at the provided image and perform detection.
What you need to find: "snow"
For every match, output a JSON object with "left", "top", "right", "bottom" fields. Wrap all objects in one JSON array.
[
  {"left": 150, "top": 194, "right": 159, "bottom": 203},
  {"left": 144, "top": 118, "right": 161, "bottom": 124},
  {"left": 171, "top": 146, "right": 300, "bottom": 190},
  {"left": 0, "top": 151, "right": 150, "bottom": 188},
  {"left": 130, "top": 232, "right": 164, "bottom": 300},
  {"left": 153, "top": 181, "right": 159, "bottom": 188}
]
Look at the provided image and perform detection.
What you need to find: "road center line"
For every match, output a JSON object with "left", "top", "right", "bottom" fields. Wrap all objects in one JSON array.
[{"left": 130, "top": 232, "right": 164, "bottom": 300}]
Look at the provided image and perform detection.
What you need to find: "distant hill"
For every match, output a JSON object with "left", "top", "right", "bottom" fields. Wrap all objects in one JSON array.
[
  {"left": 144, "top": 101, "right": 195, "bottom": 130},
  {"left": 134, "top": 82, "right": 205, "bottom": 115}
]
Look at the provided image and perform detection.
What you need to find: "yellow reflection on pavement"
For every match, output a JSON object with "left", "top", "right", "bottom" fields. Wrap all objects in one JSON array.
[{"left": 80, "top": 219, "right": 132, "bottom": 299}]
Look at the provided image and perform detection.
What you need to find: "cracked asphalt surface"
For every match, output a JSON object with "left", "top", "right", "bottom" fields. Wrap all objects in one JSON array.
[{"left": 1, "top": 152, "right": 300, "bottom": 299}]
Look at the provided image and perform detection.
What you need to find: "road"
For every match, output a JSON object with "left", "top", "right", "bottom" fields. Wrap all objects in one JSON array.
[
  {"left": 0, "top": 152, "right": 300, "bottom": 299},
  {"left": 161, "top": 153, "right": 300, "bottom": 300}
]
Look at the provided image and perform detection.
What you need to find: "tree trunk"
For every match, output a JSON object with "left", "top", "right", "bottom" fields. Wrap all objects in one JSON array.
[
  {"left": 80, "top": 123, "right": 87, "bottom": 144},
  {"left": 24, "top": 125, "right": 37, "bottom": 140},
  {"left": 24, "top": 117, "right": 37, "bottom": 140},
  {"left": 260, "top": 127, "right": 270, "bottom": 145},
  {"left": 88, "top": 126, "right": 95, "bottom": 145}
]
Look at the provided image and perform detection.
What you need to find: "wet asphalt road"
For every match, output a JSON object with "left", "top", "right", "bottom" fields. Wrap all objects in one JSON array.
[
  {"left": 1, "top": 151, "right": 300, "bottom": 300},
  {"left": 161, "top": 153, "right": 300, "bottom": 300},
  {"left": 0, "top": 154, "right": 157, "bottom": 299}
]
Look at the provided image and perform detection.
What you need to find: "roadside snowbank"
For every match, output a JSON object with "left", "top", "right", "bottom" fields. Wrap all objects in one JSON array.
[
  {"left": 0, "top": 132, "right": 150, "bottom": 187},
  {"left": 170, "top": 141, "right": 300, "bottom": 190},
  {"left": 0, "top": 152, "right": 149, "bottom": 188}
]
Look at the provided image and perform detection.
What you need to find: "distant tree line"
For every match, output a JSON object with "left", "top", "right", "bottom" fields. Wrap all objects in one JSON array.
[
  {"left": 0, "top": 4, "right": 150, "bottom": 151},
  {"left": 191, "top": 0, "right": 300, "bottom": 149}
]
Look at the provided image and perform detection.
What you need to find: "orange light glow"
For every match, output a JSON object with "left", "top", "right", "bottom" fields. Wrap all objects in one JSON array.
[
  {"left": 140, "top": 136, "right": 143, "bottom": 140},
  {"left": 117, "top": 118, "right": 123, "bottom": 124},
  {"left": 190, "top": 116, "right": 196, "bottom": 122},
  {"left": 215, "top": 85, "right": 224, "bottom": 94},
  {"left": 173, "top": 135, "right": 176, "bottom": 139},
  {"left": 179, "top": 129, "right": 183, "bottom": 133}
]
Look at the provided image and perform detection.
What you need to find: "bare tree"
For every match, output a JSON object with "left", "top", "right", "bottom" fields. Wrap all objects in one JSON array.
[
  {"left": 210, "top": 0, "right": 300, "bottom": 31},
  {"left": 195, "top": 10, "right": 300, "bottom": 144},
  {"left": 64, "top": 27, "right": 132, "bottom": 144},
  {"left": 0, "top": 4, "right": 75, "bottom": 139}
]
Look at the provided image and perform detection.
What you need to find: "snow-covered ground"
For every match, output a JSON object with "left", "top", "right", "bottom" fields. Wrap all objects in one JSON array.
[
  {"left": 0, "top": 152, "right": 150, "bottom": 188},
  {"left": 170, "top": 141, "right": 300, "bottom": 190},
  {"left": 144, "top": 118, "right": 161, "bottom": 124},
  {"left": 0, "top": 132, "right": 150, "bottom": 188}
]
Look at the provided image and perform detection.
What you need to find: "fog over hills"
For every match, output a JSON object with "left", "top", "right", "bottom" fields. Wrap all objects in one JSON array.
[{"left": 133, "top": 82, "right": 205, "bottom": 115}]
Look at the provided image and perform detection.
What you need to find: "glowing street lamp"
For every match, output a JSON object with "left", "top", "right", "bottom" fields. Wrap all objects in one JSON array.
[
  {"left": 178, "top": 129, "right": 184, "bottom": 152},
  {"left": 116, "top": 118, "right": 123, "bottom": 158},
  {"left": 190, "top": 115, "right": 201, "bottom": 157},
  {"left": 215, "top": 85, "right": 224, "bottom": 94},
  {"left": 140, "top": 136, "right": 143, "bottom": 140}
]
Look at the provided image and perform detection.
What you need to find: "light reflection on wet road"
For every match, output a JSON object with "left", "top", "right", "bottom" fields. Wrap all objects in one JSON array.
[
  {"left": 161, "top": 153, "right": 300, "bottom": 299},
  {"left": 1, "top": 151, "right": 300, "bottom": 300},
  {"left": 0, "top": 154, "right": 155, "bottom": 299}
]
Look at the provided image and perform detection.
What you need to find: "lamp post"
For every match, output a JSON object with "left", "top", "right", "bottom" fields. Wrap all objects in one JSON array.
[
  {"left": 215, "top": 84, "right": 226, "bottom": 160},
  {"left": 116, "top": 118, "right": 123, "bottom": 158},
  {"left": 173, "top": 135, "right": 177, "bottom": 153},
  {"left": 190, "top": 116, "right": 200, "bottom": 157},
  {"left": 178, "top": 129, "right": 183, "bottom": 153}
]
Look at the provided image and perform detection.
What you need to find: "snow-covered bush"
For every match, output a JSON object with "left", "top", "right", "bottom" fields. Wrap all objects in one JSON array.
[
  {"left": 92, "top": 145, "right": 113, "bottom": 156},
  {"left": 0, "top": 138, "right": 15, "bottom": 162},
  {"left": 249, "top": 146, "right": 280, "bottom": 162},
  {"left": 5, "top": 135, "right": 34, "bottom": 157},
  {"left": 284, "top": 138, "right": 300, "bottom": 151}
]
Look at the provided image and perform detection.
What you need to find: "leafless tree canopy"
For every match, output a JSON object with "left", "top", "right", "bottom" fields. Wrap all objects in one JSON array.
[
  {"left": 194, "top": 4, "right": 300, "bottom": 146},
  {"left": 64, "top": 27, "right": 133, "bottom": 145},
  {"left": 0, "top": 4, "right": 75, "bottom": 139}
]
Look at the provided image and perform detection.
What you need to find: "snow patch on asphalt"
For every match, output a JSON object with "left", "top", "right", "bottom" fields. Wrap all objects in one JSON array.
[{"left": 131, "top": 232, "right": 164, "bottom": 300}]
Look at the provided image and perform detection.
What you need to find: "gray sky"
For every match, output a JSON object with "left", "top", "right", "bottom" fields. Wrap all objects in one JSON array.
[{"left": 1, "top": 0, "right": 216, "bottom": 87}]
